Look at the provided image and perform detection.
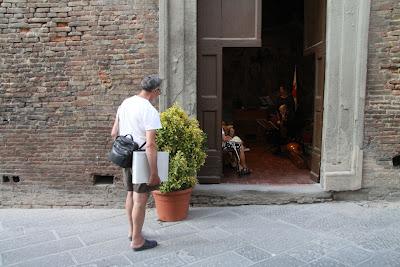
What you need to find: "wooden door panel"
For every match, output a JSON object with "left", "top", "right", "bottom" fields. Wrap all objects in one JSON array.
[
  {"left": 198, "top": 0, "right": 221, "bottom": 38},
  {"left": 222, "top": 0, "right": 258, "bottom": 38},
  {"left": 197, "top": 46, "right": 223, "bottom": 182},
  {"left": 304, "top": 0, "right": 326, "bottom": 51},
  {"left": 310, "top": 50, "right": 325, "bottom": 182}
]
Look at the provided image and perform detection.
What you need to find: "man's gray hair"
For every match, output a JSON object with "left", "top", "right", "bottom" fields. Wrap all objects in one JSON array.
[{"left": 141, "top": 75, "right": 162, "bottom": 91}]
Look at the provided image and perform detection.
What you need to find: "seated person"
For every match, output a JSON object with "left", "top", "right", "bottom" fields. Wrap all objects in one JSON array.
[{"left": 222, "top": 123, "right": 251, "bottom": 176}]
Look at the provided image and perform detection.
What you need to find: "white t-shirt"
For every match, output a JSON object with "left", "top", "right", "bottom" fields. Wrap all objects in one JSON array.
[{"left": 116, "top": 95, "right": 162, "bottom": 148}]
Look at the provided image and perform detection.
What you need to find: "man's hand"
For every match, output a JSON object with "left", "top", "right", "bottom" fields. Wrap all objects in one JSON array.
[{"left": 148, "top": 174, "right": 161, "bottom": 186}]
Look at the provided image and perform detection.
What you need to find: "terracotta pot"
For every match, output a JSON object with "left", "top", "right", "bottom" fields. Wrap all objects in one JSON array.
[{"left": 152, "top": 187, "right": 193, "bottom": 222}]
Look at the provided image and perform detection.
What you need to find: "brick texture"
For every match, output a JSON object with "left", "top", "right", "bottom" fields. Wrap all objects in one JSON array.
[
  {"left": 363, "top": 0, "right": 400, "bottom": 188},
  {"left": 0, "top": 0, "right": 159, "bottom": 205}
]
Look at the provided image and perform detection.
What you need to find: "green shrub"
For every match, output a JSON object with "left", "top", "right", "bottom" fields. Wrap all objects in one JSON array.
[{"left": 156, "top": 104, "right": 207, "bottom": 193}]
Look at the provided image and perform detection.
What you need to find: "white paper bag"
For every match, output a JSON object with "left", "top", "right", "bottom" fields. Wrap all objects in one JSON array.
[{"left": 131, "top": 151, "right": 169, "bottom": 184}]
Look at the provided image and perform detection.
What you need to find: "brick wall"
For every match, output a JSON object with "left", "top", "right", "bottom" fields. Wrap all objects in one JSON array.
[
  {"left": 0, "top": 0, "right": 159, "bottom": 206},
  {"left": 363, "top": 0, "right": 400, "bottom": 189}
]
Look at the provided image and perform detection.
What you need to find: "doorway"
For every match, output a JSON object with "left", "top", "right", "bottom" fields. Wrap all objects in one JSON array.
[{"left": 220, "top": 0, "right": 324, "bottom": 185}]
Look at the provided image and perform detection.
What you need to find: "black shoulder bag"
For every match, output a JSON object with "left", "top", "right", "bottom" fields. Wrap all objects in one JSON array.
[{"left": 108, "top": 134, "right": 146, "bottom": 168}]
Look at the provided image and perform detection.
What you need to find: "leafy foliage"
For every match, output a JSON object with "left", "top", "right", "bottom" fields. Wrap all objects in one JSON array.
[{"left": 156, "top": 104, "right": 207, "bottom": 193}]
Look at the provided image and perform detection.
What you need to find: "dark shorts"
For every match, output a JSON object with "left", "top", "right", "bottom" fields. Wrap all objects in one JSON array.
[{"left": 123, "top": 168, "right": 159, "bottom": 193}]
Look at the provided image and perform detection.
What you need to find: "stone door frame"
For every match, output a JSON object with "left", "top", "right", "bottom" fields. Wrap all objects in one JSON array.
[{"left": 159, "top": 0, "right": 371, "bottom": 191}]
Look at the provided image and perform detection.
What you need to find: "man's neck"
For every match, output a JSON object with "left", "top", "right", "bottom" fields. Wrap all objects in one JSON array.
[{"left": 137, "top": 90, "right": 151, "bottom": 100}]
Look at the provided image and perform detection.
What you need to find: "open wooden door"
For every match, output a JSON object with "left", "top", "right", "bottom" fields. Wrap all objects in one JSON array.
[
  {"left": 304, "top": 0, "right": 326, "bottom": 182},
  {"left": 197, "top": 0, "right": 261, "bottom": 183}
]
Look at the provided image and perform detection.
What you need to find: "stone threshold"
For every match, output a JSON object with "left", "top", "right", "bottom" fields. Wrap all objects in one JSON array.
[{"left": 191, "top": 183, "right": 333, "bottom": 206}]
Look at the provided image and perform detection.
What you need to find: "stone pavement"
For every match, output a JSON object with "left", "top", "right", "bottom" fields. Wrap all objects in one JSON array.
[{"left": 1, "top": 201, "right": 400, "bottom": 267}]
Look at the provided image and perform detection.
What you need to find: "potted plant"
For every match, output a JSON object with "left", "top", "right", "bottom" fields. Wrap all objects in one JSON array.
[{"left": 153, "top": 104, "right": 207, "bottom": 221}]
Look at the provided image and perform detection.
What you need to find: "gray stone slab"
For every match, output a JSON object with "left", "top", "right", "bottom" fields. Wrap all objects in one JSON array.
[
  {"left": 328, "top": 225, "right": 372, "bottom": 245},
  {"left": 70, "top": 237, "right": 129, "bottom": 264},
  {"left": 278, "top": 209, "right": 325, "bottom": 229},
  {"left": 77, "top": 254, "right": 132, "bottom": 267},
  {"left": 310, "top": 234, "right": 354, "bottom": 251},
  {"left": 251, "top": 254, "right": 307, "bottom": 267},
  {"left": 234, "top": 245, "right": 272, "bottom": 263},
  {"left": 196, "top": 227, "right": 233, "bottom": 241},
  {"left": 218, "top": 215, "right": 274, "bottom": 234},
  {"left": 300, "top": 213, "right": 357, "bottom": 233},
  {"left": 124, "top": 234, "right": 209, "bottom": 264},
  {"left": 188, "top": 251, "right": 253, "bottom": 267},
  {"left": 327, "top": 245, "right": 375, "bottom": 266},
  {"left": 306, "top": 257, "right": 347, "bottom": 267},
  {"left": 256, "top": 204, "right": 310, "bottom": 221},
  {"left": 0, "top": 227, "right": 24, "bottom": 241},
  {"left": 52, "top": 215, "right": 126, "bottom": 238},
  {"left": 357, "top": 251, "right": 400, "bottom": 267},
  {"left": 358, "top": 228, "right": 400, "bottom": 251},
  {"left": 77, "top": 225, "right": 126, "bottom": 246},
  {"left": 1, "top": 237, "right": 83, "bottom": 265},
  {"left": 248, "top": 227, "right": 316, "bottom": 255},
  {"left": 151, "top": 223, "right": 199, "bottom": 242},
  {"left": 6, "top": 252, "right": 75, "bottom": 267},
  {"left": 177, "top": 235, "right": 248, "bottom": 264},
  {"left": 185, "top": 211, "right": 240, "bottom": 230},
  {"left": 286, "top": 242, "right": 331, "bottom": 263},
  {"left": 134, "top": 252, "right": 186, "bottom": 267},
  {"left": 0, "top": 230, "right": 56, "bottom": 253}
]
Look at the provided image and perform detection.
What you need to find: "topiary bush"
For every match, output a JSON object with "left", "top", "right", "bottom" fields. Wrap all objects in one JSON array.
[{"left": 156, "top": 104, "right": 207, "bottom": 193}]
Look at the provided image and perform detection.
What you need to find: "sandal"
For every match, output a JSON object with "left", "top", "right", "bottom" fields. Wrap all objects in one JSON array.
[
  {"left": 132, "top": 239, "right": 158, "bottom": 252},
  {"left": 238, "top": 168, "right": 251, "bottom": 176}
]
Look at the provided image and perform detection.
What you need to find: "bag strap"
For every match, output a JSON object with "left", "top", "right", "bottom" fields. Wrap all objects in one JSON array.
[
  {"left": 120, "top": 134, "right": 146, "bottom": 150},
  {"left": 139, "top": 142, "right": 146, "bottom": 150}
]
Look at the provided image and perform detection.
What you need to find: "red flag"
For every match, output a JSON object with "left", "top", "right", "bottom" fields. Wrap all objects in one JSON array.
[{"left": 292, "top": 66, "right": 297, "bottom": 111}]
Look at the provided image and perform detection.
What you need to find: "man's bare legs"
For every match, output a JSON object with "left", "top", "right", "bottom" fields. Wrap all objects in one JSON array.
[
  {"left": 131, "top": 192, "right": 148, "bottom": 248},
  {"left": 125, "top": 191, "right": 133, "bottom": 239}
]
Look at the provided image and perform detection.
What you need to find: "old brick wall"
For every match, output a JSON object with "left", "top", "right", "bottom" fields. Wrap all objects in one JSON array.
[
  {"left": 363, "top": 0, "right": 400, "bottom": 192},
  {"left": 0, "top": 0, "right": 159, "bottom": 207}
]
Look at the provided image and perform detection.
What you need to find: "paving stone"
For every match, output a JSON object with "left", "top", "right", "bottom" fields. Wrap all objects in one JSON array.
[
  {"left": 306, "top": 257, "right": 348, "bottom": 267},
  {"left": 278, "top": 209, "right": 324, "bottom": 229},
  {"left": 251, "top": 254, "right": 307, "bottom": 267},
  {"left": 77, "top": 254, "right": 132, "bottom": 267},
  {"left": 188, "top": 251, "right": 253, "bottom": 267},
  {"left": 256, "top": 204, "right": 309, "bottom": 220},
  {"left": 77, "top": 225, "right": 126, "bottom": 246},
  {"left": 248, "top": 227, "right": 315, "bottom": 255},
  {"left": 136, "top": 252, "right": 186, "bottom": 267},
  {"left": 357, "top": 251, "right": 400, "bottom": 267},
  {"left": 218, "top": 215, "right": 273, "bottom": 234},
  {"left": 6, "top": 252, "right": 75, "bottom": 267},
  {"left": 152, "top": 223, "right": 199, "bottom": 242},
  {"left": 234, "top": 245, "right": 272, "bottom": 262},
  {"left": 124, "top": 234, "right": 209, "bottom": 264},
  {"left": 358, "top": 228, "right": 400, "bottom": 251},
  {"left": 0, "top": 230, "right": 56, "bottom": 253},
  {"left": 1, "top": 237, "right": 83, "bottom": 265},
  {"left": 327, "top": 245, "right": 375, "bottom": 266},
  {"left": 196, "top": 227, "right": 233, "bottom": 241},
  {"left": 177, "top": 235, "right": 248, "bottom": 264},
  {"left": 310, "top": 234, "right": 354, "bottom": 251},
  {"left": 328, "top": 225, "right": 372, "bottom": 245},
  {"left": 54, "top": 215, "right": 126, "bottom": 238},
  {"left": 70, "top": 237, "right": 129, "bottom": 264},
  {"left": 186, "top": 207, "right": 227, "bottom": 219},
  {"left": 301, "top": 213, "right": 356, "bottom": 233},
  {"left": 286, "top": 242, "right": 331, "bottom": 263},
  {"left": 0, "top": 227, "right": 24, "bottom": 241},
  {"left": 185, "top": 211, "right": 240, "bottom": 230}
]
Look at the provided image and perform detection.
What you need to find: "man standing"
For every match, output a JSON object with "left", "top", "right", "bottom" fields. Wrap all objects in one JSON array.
[{"left": 111, "top": 75, "right": 162, "bottom": 251}]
